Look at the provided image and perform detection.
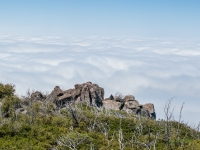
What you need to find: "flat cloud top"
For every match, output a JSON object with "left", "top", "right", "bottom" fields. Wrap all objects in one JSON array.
[{"left": 1, "top": 35, "right": 200, "bottom": 124}]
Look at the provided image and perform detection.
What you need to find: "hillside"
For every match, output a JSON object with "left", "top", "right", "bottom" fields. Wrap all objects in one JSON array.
[{"left": 0, "top": 82, "right": 200, "bottom": 150}]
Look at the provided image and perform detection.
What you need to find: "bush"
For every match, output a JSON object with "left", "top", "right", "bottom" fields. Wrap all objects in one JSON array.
[
  {"left": 0, "top": 83, "right": 21, "bottom": 117},
  {"left": 0, "top": 83, "right": 15, "bottom": 99},
  {"left": 1, "top": 96, "right": 21, "bottom": 117}
]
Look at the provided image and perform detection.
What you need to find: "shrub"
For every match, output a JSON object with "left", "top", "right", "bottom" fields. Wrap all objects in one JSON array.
[
  {"left": 0, "top": 83, "right": 15, "bottom": 99},
  {"left": 1, "top": 95, "right": 21, "bottom": 117}
]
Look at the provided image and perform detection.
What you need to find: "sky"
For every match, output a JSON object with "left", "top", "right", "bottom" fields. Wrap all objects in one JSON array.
[
  {"left": 1, "top": 0, "right": 200, "bottom": 37},
  {"left": 0, "top": 1, "right": 200, "bottom": 125}
]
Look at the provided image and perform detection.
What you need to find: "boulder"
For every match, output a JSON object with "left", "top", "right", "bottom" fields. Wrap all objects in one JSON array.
[
  {"left": 109, "top": 94, "right": 114, "bottom": 100},
  {"left": 16, "top": 108, "right": 28, "bottom": 115},
  {"left": 136, "top": 107, "right": 150, "bottom": 118},
  {"left": 47, "top": 82, "right": 104, "bottom": 107},
  {"left": 31, "top": 91, "right": 45, "bottom": 101},
  {"left": 121, "top": 95, "right": 142, "bottom": 115},
  {"left": 104, "top": 94, "right": 114, "bottom": 101},
  {"left": 123, "top": 95, "right": 135, "bottom": 101},
  {"left": 103, "top": 100, "right": 122, "bottom": 110},
  {"left": 142, "top": 103, "right": 156, "bottom": 119},
  {"left": 45, "top": 86, "right": 63, "bottom": 102},
  {"left": 55, "top": 88, "right": 82, "bottom": 105},
  {"left": 122, "top": 95, "right": 139, "bottom": 110},
  {"left": 123, "top": 100, "right": 139, "bottom": 109},
  {"left": 110, "top": 94, "right": 156, "bottom": 119},
  {"left": 128, "top": 103, "right": 156, "bottom": 119}
]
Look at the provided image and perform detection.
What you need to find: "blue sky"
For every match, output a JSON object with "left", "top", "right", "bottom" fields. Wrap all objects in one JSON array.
[
  {"left": 1, "top": 0, "right": 200, "bottom": 37},
  {"left": 1, "top": 1, "right": 200, "bottom": 124}
]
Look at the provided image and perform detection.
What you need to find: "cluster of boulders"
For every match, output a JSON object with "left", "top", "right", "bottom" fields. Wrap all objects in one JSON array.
[
  {"left": 103, "top": 94, "right": 156, "bottom": 119},
  {"left": 30, "top": 82, "right": 156, "bottom": 119},
  {"left": 44, "top": 82, "right": 104, "bottom": 107}
]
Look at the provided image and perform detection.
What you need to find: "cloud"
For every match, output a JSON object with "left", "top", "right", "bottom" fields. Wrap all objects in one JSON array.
[{"left": 1, "top": 35, "right": 200, "bottom": 124}]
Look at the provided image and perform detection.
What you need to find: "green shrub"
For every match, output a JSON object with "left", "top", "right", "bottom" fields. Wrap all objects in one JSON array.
[
  {"left": 1, "top": 95, "right": 21, "bottom": 117},
  {"left": 0, "top": 83, "right": 15, "bottom": 99}
]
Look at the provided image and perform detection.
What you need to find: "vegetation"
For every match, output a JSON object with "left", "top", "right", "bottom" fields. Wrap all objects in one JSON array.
[{"left": 0, "top": 82, "right": 200, "bottom": 150}]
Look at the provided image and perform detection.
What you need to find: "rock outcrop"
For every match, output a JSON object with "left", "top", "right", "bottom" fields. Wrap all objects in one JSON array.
[
  {"left": 44, "top": 81, "right": 156, "bottom": 119},
  {"left": 103, "top": 94, "right": 156, "bottom": 119},
  {"left": 46, "top": 82, "right": 104, "bottom": 107},
  {"left": 45, "top": 86, "right": 63, "bottom": 102},
  {"left": 31, "top": 91, "right": 46, "bottom": 101}
]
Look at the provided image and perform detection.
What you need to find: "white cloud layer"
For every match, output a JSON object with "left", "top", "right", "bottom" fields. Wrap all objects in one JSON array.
[{"left": 1, "top": 35, "right": 200, "bottom": 124}]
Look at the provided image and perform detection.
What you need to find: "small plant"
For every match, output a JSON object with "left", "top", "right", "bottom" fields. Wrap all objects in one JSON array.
[{"left": 115, "top": 92, "right": 124, "bottom": 102}]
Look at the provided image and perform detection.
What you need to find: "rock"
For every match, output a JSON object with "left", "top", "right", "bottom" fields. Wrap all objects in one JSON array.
[
  {"left": 123, "top": 95, "right": 135, "bottom": 101},
  {"left": 109, "top": 94, "right": 156, "bottom": 119},
  {"left": 64, "top": 89, "right": 81, "bottom": 98},
  {"left": 123, "top": 99, "right": 139, "bottom": 109},
  {"left": 31, "top": 91, "right": 45, "bottom": 101},
  {"left": 121, "top": 95, "right": 141, "bottom": 114},
  {"left": 89, "top": 84, "right": 103, "bottom": 107},
  {"left": 16, "top": 108, "right": 24, "bottom": 112},
  {"left": 81, "top": 85, "right": 90, "bottom": 104},
  {"left": 48, "top": 82, "right": 104, "bottom": 107},
  {"left": 45, "top": 86, "right": 63, "bottom": 102},
  {"left": 142, "top": 103, "right": 156, "bottom": 119},
  {"left": 129, "top": 103, "right": 156, "bottom": 119},
  {"left": 74, "top": 84, "right": 83, "bottom": 91},
  {"left": 58, "top": 93, "right": 72, "bottom": 101},
  {"left": 75, "top": 96, "right": 82, "bottom": 103},
  {"left": 103, "top": 100, "right": 123, "bottom": 110},
  {"left": 74, "top": 82, "right": 104, "bottom": 106},
  {"left": 105, "top": 94, "right": 114, "bottom": 101},
  {"left": 55, "top": 88, "right": 82, "bottom": 105},
  {"left": 16, "top": 108, "right": 28, "bottom": 114},
  {"left": 136, "top": 108, "right": 150, "bottom": 118},
  {"left": 122, "top": 95, "right": 139, "bottom": 110},
  {"left": 143, "top": 103, "right": 155, "bottom": 113},
  {"left": 109, "top": 94, "right": 114, "bottom": 100},
  {"left": 44, "top": 82, "right": 156, "bottom": 119}
]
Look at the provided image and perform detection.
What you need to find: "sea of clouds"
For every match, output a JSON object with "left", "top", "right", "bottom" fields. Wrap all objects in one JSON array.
[{"left": 0, "top": 35, "right": 200, "bottom": 124}]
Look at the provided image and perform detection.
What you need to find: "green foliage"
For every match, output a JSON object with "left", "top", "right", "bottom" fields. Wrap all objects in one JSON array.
[
  {"left": 0, "top": 83, "right": 15, "bottom": 99},
  {"left": 0, "top": 83, "right": 200, "bottom": 149},
  {"left": 0, "top": 102, "right": 200, "bottom": 149},
  {"left": 184, "top": 140, "right": 200, "bottom": 150},
  {"left": 33, "top": 101, "right": 40, "bottom": 113},
  {"left": 1, "top": 96, "right": 21, "bottom": 117},
  {"left": 0, "top": 83, "right": 20, "bottom": 117}
]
